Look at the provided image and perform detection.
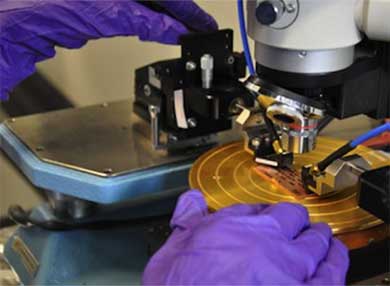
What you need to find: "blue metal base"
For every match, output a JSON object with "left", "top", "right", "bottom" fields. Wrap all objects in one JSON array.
[
  {"left": 4, "top": 225, "right": 158, "bottom": 285},
  {"left": 0, "top": 123, "right": 191, "bottom": 203},
  {"left": 4, "top": 197, "right": 176, "bottom": 285},
  {"left": 0, "top": 113, "right": 190, "bottom": 284}
]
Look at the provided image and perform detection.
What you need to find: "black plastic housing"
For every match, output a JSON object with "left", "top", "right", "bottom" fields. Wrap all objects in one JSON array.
[
  {"left": 256, "top": 40, "right": 390, "bottom": 119},
  {"left": 134, "top": 29, "right": 253, "bottom": 140},
  {"left": 359, "top": 166, "right": 390, "bottom": 223}
]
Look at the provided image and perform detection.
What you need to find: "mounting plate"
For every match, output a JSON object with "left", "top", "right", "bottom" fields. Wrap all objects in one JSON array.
[{"left": 0, "top": 100, "right": 239, "bottom": 203}]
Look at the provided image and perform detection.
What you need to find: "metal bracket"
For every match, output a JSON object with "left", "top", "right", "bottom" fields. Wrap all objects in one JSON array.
[{"left": 148, "top": 105, "right": 162, "bottom": 149}]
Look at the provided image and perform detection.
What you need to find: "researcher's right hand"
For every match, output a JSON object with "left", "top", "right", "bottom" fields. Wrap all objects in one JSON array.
[{"left": 143, "top": 190, "right": 349, "bottom": 285}]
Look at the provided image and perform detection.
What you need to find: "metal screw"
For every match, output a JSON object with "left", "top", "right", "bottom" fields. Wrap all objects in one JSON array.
[
  {"left": 187, "top": 117, "right": 197, "bottom": 128},
  {"left": 35, "top": 146, "right": 45, "bottom": 152},
  {"left": 251, "top": 138, "right": 261, "bottom": 148},
  {"left": 148, "top": 105, "right": 159, "bottom": 116},
  {"left": 103, "top": 168, "right": 113, "bottom": 174},
  {"left": 169, "top": 134, "right": 178, "bottom": 141},
  {"left": 10, "top": 118, "right": 16, "bottom": 123},
  {"left": 299, "top": 51, "right": 307, "bottom": 58},
  {"left": 229, "top": 98, "right": 245, "bottom": 114},
  {"left": 143, "top": 84, "right": 152, "bottom": 97},
  {"left": 227, "top": 56, "right": 235, "bottom": 65},
  {"left": 101, "top": 102, "right": 108, "bottom": 108},
  {"left": 185, "top": 61, "right": 197, "bottom": 71},
  {"left": 286, "top": 3, "right": 296, "bottom": 13},
  {"left": 206, "top": 95, "right": 213, "bottom": 100}
]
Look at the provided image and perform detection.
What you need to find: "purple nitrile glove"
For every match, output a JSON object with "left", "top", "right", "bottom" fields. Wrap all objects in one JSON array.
[
  {"left": 143, "top": 190, "right": 349, "bottom": 285},
  {"left": 0, "top": 0, "right": 217, "bottom": 100}
]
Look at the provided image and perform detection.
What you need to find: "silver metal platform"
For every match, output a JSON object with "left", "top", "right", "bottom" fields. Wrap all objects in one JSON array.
[
  {"left": 5, "top": 100, "right": 227, "bottom": 177},
  {"left": 0, "top": 100, "right": 241, "bottom": 203}
]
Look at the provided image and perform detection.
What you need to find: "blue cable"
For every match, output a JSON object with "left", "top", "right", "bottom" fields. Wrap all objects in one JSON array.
[
  {"left": 237, "top": 0, "right": 256, "bottom": 76},
  {"left": 350, "top": 122, "right": 390, "bottom": 147}
]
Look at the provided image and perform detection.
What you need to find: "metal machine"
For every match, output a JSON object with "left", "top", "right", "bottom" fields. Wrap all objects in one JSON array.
[
  {"left": 242, "top": 0, "right": 389, "bottom": 163},
  {"left": 1, "top": 0, "right": 389, "bottom": 284}
]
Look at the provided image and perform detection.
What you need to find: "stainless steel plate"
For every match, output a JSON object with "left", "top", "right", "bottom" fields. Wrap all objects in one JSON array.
[{"left": 5, "top": 100, "right": 239, "bottom": 177}]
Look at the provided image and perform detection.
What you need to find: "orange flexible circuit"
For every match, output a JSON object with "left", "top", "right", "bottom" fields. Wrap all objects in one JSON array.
[{"left": 252, "top": 165, "right": 311, "bottom": 200}]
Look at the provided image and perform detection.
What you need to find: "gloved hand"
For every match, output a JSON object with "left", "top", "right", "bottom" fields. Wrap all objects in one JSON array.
[
  {"left": 0, "top": 0, "right": 217, "bottom": 100},
  {"left": 143, "top": 190, "right": 349, "bottom": 285}
]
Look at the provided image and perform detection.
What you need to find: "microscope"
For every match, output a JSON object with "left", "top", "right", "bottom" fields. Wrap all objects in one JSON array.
[
  {"left": 0, "top": 0, "right": 389, "bottom": 284},
  {"left": 247, "top": 0, "right": 389, "bottom": 144},
  {"left": 243, "top": 0, "right": 390, "bottom": 217}
]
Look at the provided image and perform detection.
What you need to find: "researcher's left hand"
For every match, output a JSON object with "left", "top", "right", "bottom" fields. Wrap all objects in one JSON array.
[{"left": 0, "top": 0, "right": 217, "bottom": 100}]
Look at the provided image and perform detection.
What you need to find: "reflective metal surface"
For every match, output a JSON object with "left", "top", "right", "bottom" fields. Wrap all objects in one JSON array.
[
  {"left": 254, "top": 42, "right": 355, "bottom": 74},
  {"left": 265, "top": 97, "right": 324, "bottom": 154},
  {"left": 5, "top": 100, "right": 240, "bottom": 178},
  {"left": 189, "top": 137, "right": 390, "bottom": 236},
  {"left": 280, "top": 130, "right": 317, "bottom": 154},
  {"left": 313, "top": 153, "right": 390, "bottom": 196}
]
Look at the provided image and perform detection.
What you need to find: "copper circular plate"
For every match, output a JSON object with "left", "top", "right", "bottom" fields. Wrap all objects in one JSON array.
[{"left": 189, "top": 137, "right": 389, "bottom": 249}]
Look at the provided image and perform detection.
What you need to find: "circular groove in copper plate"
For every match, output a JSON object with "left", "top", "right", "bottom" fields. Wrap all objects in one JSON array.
[{"left": 189, "top": 137, "right": 387, "bottom": 235}]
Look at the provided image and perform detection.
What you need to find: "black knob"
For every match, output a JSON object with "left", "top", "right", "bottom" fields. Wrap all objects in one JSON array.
[{"left": 256, "top": 1, "right": 281, "bottom": 25}]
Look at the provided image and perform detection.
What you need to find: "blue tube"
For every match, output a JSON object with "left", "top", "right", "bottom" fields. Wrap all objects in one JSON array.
[
  {"left": 350, "top": 122, "right": 390, "bottom": 147},
  {"left": 237, "top": 0, "right": 256, "bottom": 76}
]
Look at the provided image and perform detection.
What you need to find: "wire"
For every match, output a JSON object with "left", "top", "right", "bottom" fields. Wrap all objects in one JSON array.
[
  {"left": 237, "top": 0, "right": 256, "bottom": 76},
  {"left": 350, "top": 122, "right": 390, "bottom": 147},
  {"left": 317, "top": 122, "right": 390, "bottom": 171},
  {"left": 317, "top": 143, "right": 354, "bottom": 172}
]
